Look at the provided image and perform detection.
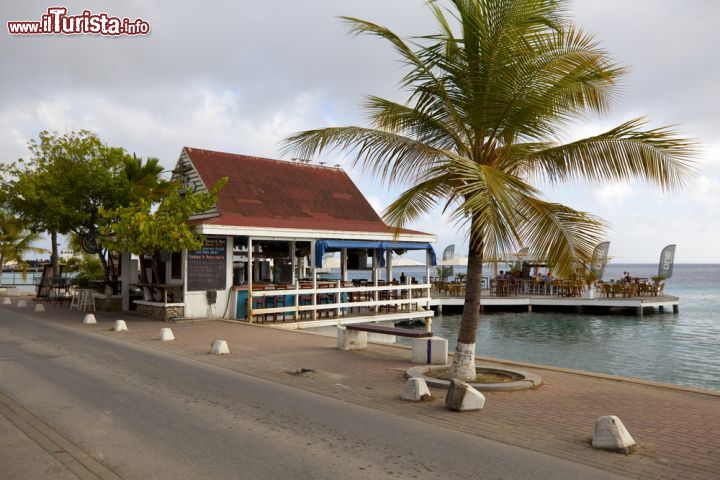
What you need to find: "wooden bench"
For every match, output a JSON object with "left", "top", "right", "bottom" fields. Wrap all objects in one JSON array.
[{"left": 346, "top": 323, "right": 432, "bottom": 338}]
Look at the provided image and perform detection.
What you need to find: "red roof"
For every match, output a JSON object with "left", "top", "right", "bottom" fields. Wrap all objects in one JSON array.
[{"left": 182, "top": 147, "right": 428, "bottom": 236}]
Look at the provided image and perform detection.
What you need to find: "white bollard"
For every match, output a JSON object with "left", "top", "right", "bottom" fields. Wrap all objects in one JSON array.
[
  {"left": 402, "top": 378, "right": 432, "bottom": 401},
  {"left": 17, "top": 299, "right": 28, "bottom": 308},
  {"left": 82, "top": 313, "right": 97, "bottom": 325},
  {"left": 3, "top": 297, "right": 12, "bottom": 305},
  {"left": 592, "top": 416, "right": 636, "bottom": 454},
  {"left": 445, "top": 379, "right": 486, "bottom": 412},
  {"left": 34, "top": 303, "right": 46, "bottom": 312},
  {"left": 211, "top": 340, "right": 230, "bottom": 355},
  {"left": 160, "top": 328, "right": 175, "bottom": 341},
  {"left": 112, "top": 320, "right": 128, "bottom": 332}
]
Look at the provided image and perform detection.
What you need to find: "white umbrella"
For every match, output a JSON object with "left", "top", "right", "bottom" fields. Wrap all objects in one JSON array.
[
  {"left": 391, "top": 254, "right": 425, "bottom": 267},
  {"left": 438, "top": 256, "right": 468, "bottom": 266}
]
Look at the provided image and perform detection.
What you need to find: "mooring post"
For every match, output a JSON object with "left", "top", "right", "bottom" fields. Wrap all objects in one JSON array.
[
  {"left": 673, "top": 304, "right": 679, "bottom": 314},
  {"left": 637, "top": 306, "right": 644, "bottom": 317},
  {"left": 659, "top": 305, "right": 665, "bottom": 313}
]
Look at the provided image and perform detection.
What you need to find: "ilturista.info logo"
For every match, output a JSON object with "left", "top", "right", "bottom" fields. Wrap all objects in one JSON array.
[{"left": 7, "top": 7, "right": 150, "bottom": 36}]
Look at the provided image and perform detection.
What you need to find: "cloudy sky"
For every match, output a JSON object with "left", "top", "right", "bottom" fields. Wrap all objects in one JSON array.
[{"left": 2, "top": 0, "right": 719, "bottom": 263}]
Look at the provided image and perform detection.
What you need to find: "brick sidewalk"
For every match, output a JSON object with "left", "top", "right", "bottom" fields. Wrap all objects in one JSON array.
[{"left": 6, "top": 303, "right": 720, "bottom": 480}]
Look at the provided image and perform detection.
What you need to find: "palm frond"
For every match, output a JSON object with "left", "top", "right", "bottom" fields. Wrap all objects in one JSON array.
[
  {"left": 281, "top": 126, "right": 448, "bottom": 185},
  {"left": 524, "top": 118, "right": 698, "bottom": 190}
]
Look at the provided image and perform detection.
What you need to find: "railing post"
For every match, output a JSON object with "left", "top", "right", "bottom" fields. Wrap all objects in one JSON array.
[
  {"left": 407, "top": 277, "right": 413, "bottom": 311},
  {"left": 336, "top": 280, "right": 342, "bottom": 318},
  {"left": 248, "top": 237, "right": 253, "bottom": 323},
  {"left": 372, "top": 252, "right": 379, "bottom": 313},
  {"left": 294, "top": 280, "right": 300, "bottom": 321},
  {"left": 312, "top": 268, "right": 317, "bottom": 320}
]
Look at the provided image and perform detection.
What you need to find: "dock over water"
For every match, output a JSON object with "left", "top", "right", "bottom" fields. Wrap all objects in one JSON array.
[{"left": 430, "top": 293, "right": 680, "bottom": 316}]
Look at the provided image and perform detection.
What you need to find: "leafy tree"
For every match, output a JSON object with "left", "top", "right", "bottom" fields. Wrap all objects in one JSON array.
[
  {"left": 283, "top": 0, "right": 696, "bottom": 379},
  {"left": 4, "top": 130, "right": 130, "bottom": 278},
  {"left": 0, "top": 210, "right": 47, "bottom": 279},
  {"left": 99, "top": 177, "right": 227, "bottom": 285}
]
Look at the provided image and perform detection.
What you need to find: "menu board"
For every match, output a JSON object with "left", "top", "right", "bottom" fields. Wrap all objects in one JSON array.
[{"left": 187, "top": 237, "right": 227, "bottom": 291}]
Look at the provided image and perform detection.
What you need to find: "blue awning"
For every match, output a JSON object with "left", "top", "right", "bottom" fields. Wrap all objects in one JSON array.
[{"left": 315, "top": 240, "right": 436, "bottom": 267}]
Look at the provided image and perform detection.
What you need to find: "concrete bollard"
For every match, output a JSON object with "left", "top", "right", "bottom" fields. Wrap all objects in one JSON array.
[
  {"left": 17, "top": 299, "right": 28, "bottom": 308},
  {"left": 112, "top": 320, "right": 128, "bottom": 332},
  {"left": 34, "top": 303, "right": 46, "bottom": 312},
  {"left": 336, "top": 326, "right": 367, "bottom": 351},
  {"left": 445, "top": 379, "right": 486, "bottom": 412},
  {"left": 402, "top": 378, "right": 432, "bottom": 401},
  {"left": 411, "top": 337, "right": 448, "bottom": 365},
  {"left": 82, "top": 313, "right": 97, "bottom": 325},
  {"left": 160, "top": 328, "right": 175, "bottom": 341},
  {"left": 211, "top": 340, "right": 230, "bottom": 355},
  {"left": 592, "top": 416, "right": 636, "bottom": 454},
  {"left": 3, "top": 297, "right": 12, "bottom": 305}
]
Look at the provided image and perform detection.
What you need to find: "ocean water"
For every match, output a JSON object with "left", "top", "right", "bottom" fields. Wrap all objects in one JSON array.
[
  {"left": 396, "top": 264, "right": 720, "bottom": 391},
  {"left": 1, "top": 271, "right": 43, "bottom": 292}
]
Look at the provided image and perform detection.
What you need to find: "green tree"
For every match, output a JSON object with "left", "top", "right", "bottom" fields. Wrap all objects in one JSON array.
[
  {"left": 5, "top": 130, "right": 130, "bottom": 279},
  {"left": 283, "top": 0, "right": 696, "bottom": 379},
  {"left": 0, "top": 210, "right": 47, "bottom": 279},
  {"left": 99, "top": 178, "right": 227, "bottom": 284}
]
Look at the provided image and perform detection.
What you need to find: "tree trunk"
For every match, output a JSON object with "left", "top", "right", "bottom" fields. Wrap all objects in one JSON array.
[
  {"left": 50, "top": 230, "right": 60, "bottom": 277},
  {"left": 449, "top": 222, "right": 483, "bottom": 381}
]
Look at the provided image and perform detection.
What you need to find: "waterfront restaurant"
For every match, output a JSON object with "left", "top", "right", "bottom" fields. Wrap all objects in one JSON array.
[{"left": 128, "top": 147, "right": 437, "bottom": 328}]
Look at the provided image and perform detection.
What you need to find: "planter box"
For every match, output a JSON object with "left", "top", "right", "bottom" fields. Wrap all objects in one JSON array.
[
  {"left": 134, "top": 300, "right": 185, "bottom": 322},
  {"left": 95, "top": 294, "right": 122, "bottom": 312}
]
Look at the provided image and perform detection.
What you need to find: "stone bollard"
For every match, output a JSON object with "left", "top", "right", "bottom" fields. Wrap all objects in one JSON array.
[
  {"left": 411, "top": 337, "right": 448, "bottom": 365},
  {"left": 34, "top": 303, "right": 46, "bottom": 312},
  {"left": 17, "top": 299, "right": 28, "bottom": 308},
  {"left": 82, "top": 313, "right": 97, "bottom": 325},
  {"left": 2, "top": 297, "right": 11, "bottom": 305},
  {"left": 112, "top": 320, "right": 128, "bottom": 332},
  {"left": 592, "top": 416, "right": 636, "bottom": 454},
  {"left": 160, "top": 328, "right": 175, "bottom": 341},
  {"left": 445, "top": 379, "right": 486, "bottom": 412},
  {"left": 402, "top": 378, "right": 432, "bottom": 402},
  {"left": 336, "top": 326, "right": 367, "bottom": 351},
  {"left": 211, "top": 340, "right": 230, "bottom": 355}
]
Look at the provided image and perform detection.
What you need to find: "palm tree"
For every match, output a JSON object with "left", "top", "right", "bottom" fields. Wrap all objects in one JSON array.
[
  {"left": 123, "top": 154, "right": 172, "bottom": 202},
  {"left": 0, "top": 211, "right": 46, "bottom": 279},
  {"left": 283, "top": 0, "right": 696, "bottom": 380}
]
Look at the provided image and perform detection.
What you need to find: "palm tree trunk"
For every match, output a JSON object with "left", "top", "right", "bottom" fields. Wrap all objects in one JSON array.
[
  {"left": 449, "top": 222, "right": 483, "bottom": 381},
  {"left": 51, "top": 231, "right": 60, "bottom": 277}
]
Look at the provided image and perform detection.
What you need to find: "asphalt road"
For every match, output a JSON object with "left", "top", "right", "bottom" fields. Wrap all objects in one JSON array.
[{"left": 0, "top": 307, "right": 628, "bottom": 480}]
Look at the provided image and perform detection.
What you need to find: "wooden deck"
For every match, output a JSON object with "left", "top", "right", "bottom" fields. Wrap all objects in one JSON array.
[{"left": 430, "top": 292, "right": 680, "bottom": 316}]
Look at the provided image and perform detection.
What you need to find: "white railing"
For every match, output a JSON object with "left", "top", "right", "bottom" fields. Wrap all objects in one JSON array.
[{"left": 247, "top": 281, "right": 432, "bottom": 322}]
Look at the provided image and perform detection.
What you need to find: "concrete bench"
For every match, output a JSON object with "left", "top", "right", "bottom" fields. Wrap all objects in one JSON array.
[{"left": 337, "top": 323, "right": 448, "bottom": 365}]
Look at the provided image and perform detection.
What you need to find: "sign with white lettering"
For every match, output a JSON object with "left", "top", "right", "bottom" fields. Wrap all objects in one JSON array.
[{"left": 187, "top": 237, "right": 227, "bottom": 291}]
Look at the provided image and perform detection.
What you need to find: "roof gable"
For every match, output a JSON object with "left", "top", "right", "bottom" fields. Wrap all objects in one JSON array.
[{"left": 179, "top": 147, "right": 417, "bottom": 235}]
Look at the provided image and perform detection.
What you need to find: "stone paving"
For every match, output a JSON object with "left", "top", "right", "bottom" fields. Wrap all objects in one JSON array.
[{"left": 4, "top": 301, "right": 720, "bottom": 480}]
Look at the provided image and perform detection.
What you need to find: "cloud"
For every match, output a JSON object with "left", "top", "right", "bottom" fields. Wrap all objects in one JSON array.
[{"left": 594, "top": 182, "right": 634, "bottom": 204}]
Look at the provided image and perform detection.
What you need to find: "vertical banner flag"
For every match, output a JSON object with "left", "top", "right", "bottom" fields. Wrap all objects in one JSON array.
[
  {"left": 442, "top": 245, "right": 455, "bottom": 261},
  {"left": 658, "top": 245, "right": 676, "bottom": 279},
  {"left": 590, "top": 242, "right": 611, "bottom": 280}
]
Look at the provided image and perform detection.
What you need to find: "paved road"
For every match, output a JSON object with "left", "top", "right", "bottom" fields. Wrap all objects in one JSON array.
[{"left": 0, "top": 308, "right": 628, "bottom": 480}]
